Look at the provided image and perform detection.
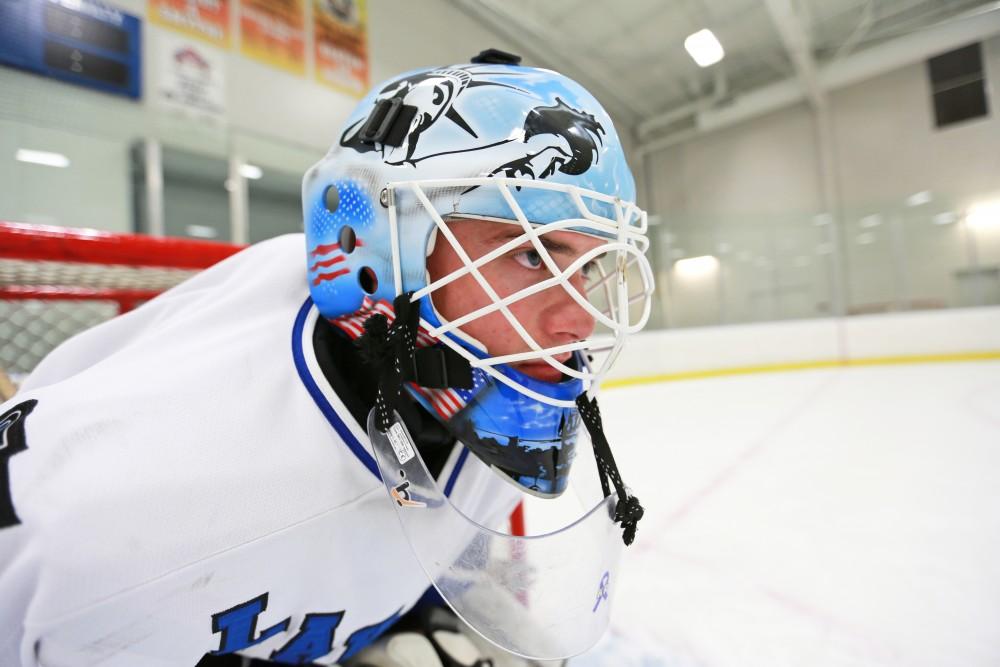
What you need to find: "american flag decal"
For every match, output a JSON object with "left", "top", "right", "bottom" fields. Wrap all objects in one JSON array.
[
  {"left": 330, "top": 297, "right": 484, "bottom": 420},
  {"left": 308, "top": 240, "right": 364, "bottom": 286},
  {"left": 410, "top": 370, "right": 487, "bottom": 420}
]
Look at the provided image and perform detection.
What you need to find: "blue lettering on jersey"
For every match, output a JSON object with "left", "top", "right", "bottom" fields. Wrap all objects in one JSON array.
[
  {"left": 270, "top": 611, "right": 344, "bottom": 664},
  {"left": 210, "top": 593, "right": 291, "bottom": 655},
  {"left": 210, "top": 594, "right": 403, "bottom": 663},
  {"left": 338, "top": 607, "right": 402, "bottom": 662}
]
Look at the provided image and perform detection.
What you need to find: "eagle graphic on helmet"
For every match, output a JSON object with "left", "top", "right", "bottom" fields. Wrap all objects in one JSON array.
[
  {"left": 490, "top": 97, "right": 606, "bottom": 180},
  {"left": 336, "top": 65, "right": 607, "bottom": 187}
]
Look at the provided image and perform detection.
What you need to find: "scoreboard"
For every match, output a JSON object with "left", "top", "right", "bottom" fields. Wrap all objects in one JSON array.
[{"left": 0, "top": 0, "right": 141, "bottom": 99}]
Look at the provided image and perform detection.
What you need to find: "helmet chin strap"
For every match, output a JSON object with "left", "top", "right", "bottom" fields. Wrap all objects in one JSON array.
[
  {"left": 574, "top": 394, "right": 644, "bottom": 546},
  {"left": 356, "top": 292, "right": 419, "bottom": 434},
  {"left": 356, "top": 292, "right": 643, "bottom": 546},
  {"left": 356, "top": 292, "right": 473, "bottom": 433}
]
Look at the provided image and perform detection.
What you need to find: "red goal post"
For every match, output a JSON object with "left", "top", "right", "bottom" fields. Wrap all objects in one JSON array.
[{"left": 0, "top": 221, "right": 244, "bottom": 395}]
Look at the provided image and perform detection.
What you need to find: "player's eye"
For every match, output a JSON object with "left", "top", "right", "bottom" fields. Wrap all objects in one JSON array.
[
  {"left": 581, "top": 260, "right": 598, "bottom": 279},
  {"left": 513, "top": 249, "right": 544, "bottom": 270}
]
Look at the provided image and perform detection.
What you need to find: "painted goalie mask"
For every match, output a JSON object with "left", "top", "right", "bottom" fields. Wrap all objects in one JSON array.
[{"left": 303, "top": 55, "right": 654, "bottom": 499}]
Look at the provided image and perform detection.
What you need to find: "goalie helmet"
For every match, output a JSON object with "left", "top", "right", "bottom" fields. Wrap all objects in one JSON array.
[{"left": 303, "top": 53, "right": 653, "bottom": 497}]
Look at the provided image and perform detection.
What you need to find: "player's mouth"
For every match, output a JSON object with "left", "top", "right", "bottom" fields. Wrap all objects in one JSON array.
[{"left": 514, "top": 353, "right": 572, "bottom": 383}]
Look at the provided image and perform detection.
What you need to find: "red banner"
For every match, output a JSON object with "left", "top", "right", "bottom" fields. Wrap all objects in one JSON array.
[
  {"left": 239, "top": 0, "right": 306, "bottom": 75},
  {"left": 313, "top": 0, "right": 368, "bottom": 96},
  {"left": 149, "top": 0, "right": 231, "bottom": 48}
]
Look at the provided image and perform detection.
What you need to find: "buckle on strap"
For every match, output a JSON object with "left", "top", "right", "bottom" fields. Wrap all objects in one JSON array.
[
  {"left": 406, "top": 347, "right": 473, "bottom": 389},
  {"left": 359, "top": 98, "right": 418, "bottom": 147}
]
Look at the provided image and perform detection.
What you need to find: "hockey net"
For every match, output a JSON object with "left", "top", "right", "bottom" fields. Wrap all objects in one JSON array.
[{"left": 0, "top": 221, "right": 243, "bottom": 399}]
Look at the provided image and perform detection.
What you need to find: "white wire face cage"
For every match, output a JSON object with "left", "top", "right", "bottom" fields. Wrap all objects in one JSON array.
[{"left": 386, "top": 177, "right": 655, "bottom": 408}]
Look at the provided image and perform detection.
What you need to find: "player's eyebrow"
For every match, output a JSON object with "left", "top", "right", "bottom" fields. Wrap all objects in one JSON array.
[{"left": 489, "top": 229, "right": 574, "bottom": 255}]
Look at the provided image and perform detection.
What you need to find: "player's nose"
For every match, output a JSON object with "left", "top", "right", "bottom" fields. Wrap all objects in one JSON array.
[{"left": 542, "top": 272, "right": 596, "bottom": 344}]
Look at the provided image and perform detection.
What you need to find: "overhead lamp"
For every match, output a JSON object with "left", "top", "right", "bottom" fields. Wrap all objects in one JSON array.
[
  {"left": 684, "top": 29, "right": 725, "bottom": 67},
  {"left": 967, "top": 201, "right": 1000, "bottom": 230},
  {"left": 932, "top": 212, "right": 957, "bottom": 225},
  {"left": 186, "top": 224, "right": 218, "bottom": 239},
  {"left": 16, "top": 148, "right": 70, "bottom": 168},
  {"left": 858, "top": 214, "right": 882, "bottom": 229},
  {"left": 905, "top": 191, "right": 932, "bottom": 207},
  {"left": 239, "top": 163, "right": 263, "bottom": 179},
  {"left": 674, "top": 254, "right": 719, "bottom": 278}
]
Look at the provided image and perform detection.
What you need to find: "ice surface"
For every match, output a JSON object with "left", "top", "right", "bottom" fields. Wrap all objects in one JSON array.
[{"left": 571, "top": 362, "right": 1000, "bottom": 667}]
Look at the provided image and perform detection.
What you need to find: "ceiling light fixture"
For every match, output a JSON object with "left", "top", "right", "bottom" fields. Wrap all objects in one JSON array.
[
  {"left": 674, "top": 254, "right": 720, "bottom": 278},
  {"left": 684, "top": 29, "right": 725, "bottom": 67},
  {"left": 967, "top": 201, "right": 1000, "bottom": 230},
  {"left": 16, "top": 148, "right": 70, "bottom": 168},
  {"left": 186, "top": 224, "right": 219, "bottom": 239},
  {"left": 239, "top": 163, "right": 263, "bottom": 179}
]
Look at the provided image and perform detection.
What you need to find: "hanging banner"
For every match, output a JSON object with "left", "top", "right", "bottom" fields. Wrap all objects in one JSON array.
[
  {"left": 155, "top": 31, "right": 227, "bottom": 122},
  {"left": 149, "top": 0, "right": 231, "bottom": 48},
  {"left": 313, "top": 0, "right": 368, "bottom": 96},
  {"left": 239, "top": 0, "right": 306, "bottom": 75}
]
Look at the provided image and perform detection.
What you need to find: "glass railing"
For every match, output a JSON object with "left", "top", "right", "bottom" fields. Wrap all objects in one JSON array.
[{"left": 649, "top": 192, "right": 1000, "bottom": 328}]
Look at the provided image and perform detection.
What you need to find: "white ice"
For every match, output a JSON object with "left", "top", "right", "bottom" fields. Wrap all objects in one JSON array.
[{"left": 573, "top": 361, "right": 1000, "bottom": 667}]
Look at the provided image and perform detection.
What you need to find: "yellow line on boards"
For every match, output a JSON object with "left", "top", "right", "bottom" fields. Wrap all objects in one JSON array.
[{"left": 602, "top": 351, "right": 1000, "bottom": 389}]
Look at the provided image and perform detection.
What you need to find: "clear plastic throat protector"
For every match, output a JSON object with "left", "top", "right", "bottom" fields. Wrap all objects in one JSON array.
[{"left": 367, "top": 409, "right": 624, "bottom": 661}]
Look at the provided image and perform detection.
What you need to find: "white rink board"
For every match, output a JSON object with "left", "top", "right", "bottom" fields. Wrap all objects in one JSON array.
[{"left": 604, "top": 306, "right": 1000, "bottom": 381}]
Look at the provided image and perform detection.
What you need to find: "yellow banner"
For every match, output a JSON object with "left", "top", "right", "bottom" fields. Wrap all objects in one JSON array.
[
  {"left": 150, "top": 0, "right": 231, "bottom": 48},
  {"left": 239, "top": 0, "right": 306, "bottom": 75},
  {"left": 313, "top": 0, "right": 369, "bottom": 96}
]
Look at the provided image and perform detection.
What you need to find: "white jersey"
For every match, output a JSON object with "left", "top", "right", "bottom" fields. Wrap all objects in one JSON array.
[{"left": 0, "top": 234, "right": 521, "bottom": 667}]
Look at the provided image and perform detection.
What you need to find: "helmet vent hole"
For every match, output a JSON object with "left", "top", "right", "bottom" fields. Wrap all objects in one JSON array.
[
  {"left": 359, "top": 267, "right": 378, "bottom": 294},
  {"left": 338, "top": 225, "right": 357, "bottom": 253},
  {"left": 324, "top": 185, "right": 340, "bottom": 213}
]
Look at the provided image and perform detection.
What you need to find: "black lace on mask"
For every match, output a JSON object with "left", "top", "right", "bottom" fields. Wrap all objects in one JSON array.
[
  {"left": 575, "top": 393, "right": 644, "bottom": 546},
  {"left": 355, "top": 292, "right": 421, "bottom": 433}
]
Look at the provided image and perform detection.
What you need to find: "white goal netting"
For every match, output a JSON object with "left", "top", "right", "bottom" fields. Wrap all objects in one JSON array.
[{"left": 0, "top": 222, "right": 241, "bottom": 395}]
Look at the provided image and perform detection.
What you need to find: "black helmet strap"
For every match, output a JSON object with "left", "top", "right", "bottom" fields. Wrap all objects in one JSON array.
[{"left": 576, "top": 393, "right": 645, "bottom": 546}]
